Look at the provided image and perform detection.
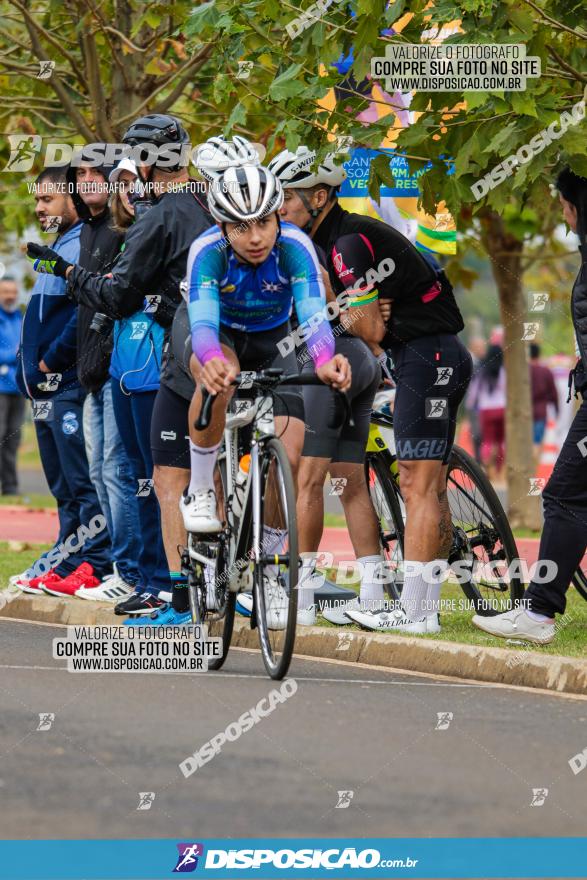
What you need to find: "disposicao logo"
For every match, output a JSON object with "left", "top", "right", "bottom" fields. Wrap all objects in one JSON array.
[{"left": 173, "top": 842, "right": 204, "bottom": 872}]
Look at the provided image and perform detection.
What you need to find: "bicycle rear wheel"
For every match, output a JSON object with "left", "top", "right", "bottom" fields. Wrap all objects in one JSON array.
[
  {"left": 253, "top": 437, "right": 298, "bottom": 680},
  {"left": 446, "top": 445, "right": 524, "bottom": 614}
]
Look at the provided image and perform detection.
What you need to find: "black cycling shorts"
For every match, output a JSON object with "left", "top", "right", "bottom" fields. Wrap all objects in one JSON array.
[
  {"left": 151, "top": 383, "right": 191, "bottom": 469},
  {"left": 390, "top": 333, "right": 472, "bottom": 463},
  {"left": 217, "top": 323, "right": 304, "bottom": 423},
  {"left": 302, "top": 336, "right": 380, "bottom": 463}
]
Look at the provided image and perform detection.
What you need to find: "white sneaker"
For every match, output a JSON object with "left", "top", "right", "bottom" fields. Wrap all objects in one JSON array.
[
  {"left": 322, "top": 597, "right": 360, "bottom": 625},
  {"left": 345, "top": 606, "right": 427, "bottom": 633},
  {"left": 426, "top": 612, "right": 441, "bottom": 634},
  {"left": 264, "top": 577, "right": 289, "bottom": 631},
  {"left": 472, "top": 608, "right": 555, "bottom": 645},
  {"left": 76, "top": 572, "right": 134, "bottom": 603},
  {"left": 9, "top": 570, "right": 31, "bottom": 590},
  {"left": 236, "top": 591, "right": 253, "bottom": 616},
  {"left": 297, "top": 604, "right": 316, "bottom": 626},
  {"left": 180, "top": 489, "right": 221, "bottom": 533}
]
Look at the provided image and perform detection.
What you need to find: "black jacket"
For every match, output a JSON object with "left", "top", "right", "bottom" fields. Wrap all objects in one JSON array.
[
  {"left": 67, "top": 184, "right": 211, "bottom": 330},
  {"left": 570, "top": 246, "right": 587, "bottom": 395},
  {"left": 75, "top": 209, "right": 123, "bottom": 392}
]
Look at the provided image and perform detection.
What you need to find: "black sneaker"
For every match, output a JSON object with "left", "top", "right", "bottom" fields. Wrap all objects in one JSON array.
[{"left": 114, "top": 591, "right": 167, "bottom": 616}]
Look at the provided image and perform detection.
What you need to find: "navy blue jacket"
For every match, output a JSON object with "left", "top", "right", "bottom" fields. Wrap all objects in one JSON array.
[
  {"left": 0, "top": 305, "right": 22, "bottom": 395},
  {"left": 17, "top": 222, "right": 82, "bottom": 399}
]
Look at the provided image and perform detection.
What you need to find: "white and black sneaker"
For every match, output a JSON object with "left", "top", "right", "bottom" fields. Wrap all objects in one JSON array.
[
  {"left": 76, "top": 572, "right": 135, "bottom": 603},
  {"left": 180, "top": 488, "right": 221, "bottom": 533},
  {"left": 345, "top": 605, "right": 427, "bottom": 633},
  {"left": 114, "top": 591, "right": 167, "bottom": 616}
]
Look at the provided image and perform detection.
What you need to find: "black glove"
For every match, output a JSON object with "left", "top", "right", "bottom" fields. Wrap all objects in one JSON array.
[{"left": 27, "top": 242, "right": 73, "bottom": 279}]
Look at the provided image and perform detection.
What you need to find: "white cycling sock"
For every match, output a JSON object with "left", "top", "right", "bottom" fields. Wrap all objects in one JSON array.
[
  {"left": 262, "top": 526, "right": 287, "bottom": 580},
  {"left": 400, "top": 560, "right": 427, "bottom": 621},
  {"left": 358, "top": 554, "right": 385, "bottom": 610},
  {"left": 526, "top": 609, "right": 554, "bottom": 623},
  {"left": 426, "top": 559, "right": 449, "bottom": 616},
  {"left": 188, "top": 440, "right": 220, "bottom": 495}
]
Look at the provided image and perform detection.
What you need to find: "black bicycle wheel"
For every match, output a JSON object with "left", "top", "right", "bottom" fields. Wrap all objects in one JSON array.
[
  {"left": 446, "top": 445, "right": 524, "bottom": 614},
  {"left": 365, "top": 450, "right": 404, "bottom": 603},
  {"left": 572, "top": 566, "right": 587, "bottom": 602},
  {"left": 253, "top": 437, "right": 298, "bottom": 680},
  {"left": 206, "top": 536, "right": 236, "bottom": 671}
]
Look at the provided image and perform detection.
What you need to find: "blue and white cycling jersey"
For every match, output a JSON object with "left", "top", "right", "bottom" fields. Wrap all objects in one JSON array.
[{"left": 186, "top": 221, "right": 334, "bottom": 367}]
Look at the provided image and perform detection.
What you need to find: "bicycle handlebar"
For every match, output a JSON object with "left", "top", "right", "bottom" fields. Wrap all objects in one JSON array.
[{"left": 194, "top": 369, "right": 353, "bottom": 432}]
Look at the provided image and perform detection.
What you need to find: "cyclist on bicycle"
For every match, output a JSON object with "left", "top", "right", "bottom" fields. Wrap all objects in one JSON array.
[
  {"left": 181, "top": 164, "right": 351, "bottom": 627},
  {"left": 269, "top": 146, "right": 472, "bottom": 633},
  {"left": 269, "top": 148, "right": 384, "bottom": 627}
]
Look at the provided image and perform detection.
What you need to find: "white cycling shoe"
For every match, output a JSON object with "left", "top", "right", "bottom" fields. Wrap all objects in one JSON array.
[
  {"left": 322, "top": 597, "right": 360, "bottom": 625},
  {"left": 345, "top": 606, "right": 427, "bottom": 633},
  {"left": 472, "top": 608, "right": 554, "bottom": 644},
  {"left": 297, "top": 604, "right": 316, "bottom": 627},
  {"left": 180, "top": 489, "right": 221, "bottom": 534}
]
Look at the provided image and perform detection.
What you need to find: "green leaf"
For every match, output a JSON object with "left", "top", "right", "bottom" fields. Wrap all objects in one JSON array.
[
  {"left": 268, "top": 64, "right": 305, "bottom": 100},
  {"left": 483, "top": 121, "right": 519, "bottom": 155},
  {"left": 510, "top": 92, "right": 538, "bottom": 118},
  {"left": 371, "top": 152, "right": 396, "bottom": 188},
  {"left": 224, "top": 103, "right": 247, "bottom": 133},
  {"left": 187, "top": 1, "right": 220, "bottom": 35}
]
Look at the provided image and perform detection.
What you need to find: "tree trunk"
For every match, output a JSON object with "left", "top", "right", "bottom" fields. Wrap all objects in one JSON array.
[{"left": 480, "top": 211, "right": 542, "bottom": 531}]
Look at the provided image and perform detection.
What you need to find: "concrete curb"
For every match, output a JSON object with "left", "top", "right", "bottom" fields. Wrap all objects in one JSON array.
[{"left": 1, "top": 595, "right": 586, "bottom": 695}]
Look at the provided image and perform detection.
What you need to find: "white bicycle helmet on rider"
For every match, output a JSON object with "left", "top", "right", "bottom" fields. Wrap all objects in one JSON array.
[
  {"left": 207, "top": 165, "right": 284, "bottom": 224},
  {"left": 195, "top": 135, "right": 260, "bottom": 181},
  {"left": 268, "top": 146, "right": 347, "bottom": 189}
]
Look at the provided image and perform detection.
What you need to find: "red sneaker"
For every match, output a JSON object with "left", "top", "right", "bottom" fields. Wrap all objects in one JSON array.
[
  {"left": 42, "top": 563, "right": 99, "bottom": 597},
  {"left": 19, "top": 569, "right": 62, "bottom": 595}
]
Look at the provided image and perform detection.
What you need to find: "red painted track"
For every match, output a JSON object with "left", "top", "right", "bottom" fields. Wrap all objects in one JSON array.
[{"left": 0, "top": 505, "right": 543, "bottom": 565}]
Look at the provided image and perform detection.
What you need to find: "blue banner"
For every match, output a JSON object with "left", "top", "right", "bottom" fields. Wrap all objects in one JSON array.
[{"left": 1, "top": 838, "right": 586, "bottom": 879}]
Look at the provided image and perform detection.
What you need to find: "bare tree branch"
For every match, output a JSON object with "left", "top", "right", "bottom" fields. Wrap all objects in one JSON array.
[{"left": 7, "top": 0, "right": 86, "bottom": 85}]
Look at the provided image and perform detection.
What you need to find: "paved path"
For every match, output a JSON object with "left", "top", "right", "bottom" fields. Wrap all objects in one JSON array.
[{"left": 0, "top": 618, "right": 584, "bottom": 839}]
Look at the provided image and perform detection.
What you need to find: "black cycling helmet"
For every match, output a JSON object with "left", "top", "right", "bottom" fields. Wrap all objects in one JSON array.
[
  {"left": 122, "top": 114, "right": 190, "bottom": 179},
  {"left": 122, "top": 114, "right": 189, "bottom": 147}
]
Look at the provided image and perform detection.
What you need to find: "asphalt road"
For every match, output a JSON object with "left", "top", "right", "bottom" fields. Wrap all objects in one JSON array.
[{"left": 0, "top": 619, "right": 585, "bottom": 841}]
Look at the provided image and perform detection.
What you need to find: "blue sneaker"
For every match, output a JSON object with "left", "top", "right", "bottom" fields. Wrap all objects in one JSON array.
[
  {"left": 123, "top": 605, "right": 193, "bottom": 627},
  {"left": 236, "top": 592, "right": 253, "bottom": 617}
]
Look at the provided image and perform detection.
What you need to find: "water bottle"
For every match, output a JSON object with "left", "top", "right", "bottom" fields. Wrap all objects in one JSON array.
[{"left": 232, "top": 454, "right": 251, "bottom": 518}]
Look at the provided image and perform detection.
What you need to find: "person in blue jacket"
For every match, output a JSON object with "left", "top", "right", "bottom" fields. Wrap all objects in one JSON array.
[
  {"left": 14, "top": 166, "right": 111, "bottom": 593},
  {"left": 0, "top": 275, "right": 25, "bottom": 495}
]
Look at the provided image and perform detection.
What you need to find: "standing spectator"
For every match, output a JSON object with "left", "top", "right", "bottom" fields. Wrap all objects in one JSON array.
[
  {"left": 474, "top": 168, "right": 587, "bottom": 644},
  {"left": 470, "top": 341, "right": 506, "bottom": 485},
  {"left": 465, "top": 336, "right": 487, "bottom": 463},
  {"left": 14, "top": 167, "right": 111, "bottom": 595},
  {"left": 0, "top": 275, "right": 25, "bottom": 495},
  {"left": 65, "top": 151, "right": 142, "bottom": 600},
  {"left": 529, "top": 342, "right": 559, "bottom": 465},
  {"left": 27, "top": 116, "right": 212, "bottom": 620}
]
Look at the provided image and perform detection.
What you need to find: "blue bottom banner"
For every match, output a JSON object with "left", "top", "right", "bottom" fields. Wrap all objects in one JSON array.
[{"left": 0, "top": 838, "right": 586, "bottom": 879}]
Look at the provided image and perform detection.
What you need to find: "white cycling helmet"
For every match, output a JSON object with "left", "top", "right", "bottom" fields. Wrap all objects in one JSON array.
[
  {"left": 268, "top": 146, "right": 347, "bottom": 189},
  {"left": 194, "top": 135, "right": 260, "bottom": 181},
  {"left": 207, "top": 165, "right": 284, "bottom": 224}
]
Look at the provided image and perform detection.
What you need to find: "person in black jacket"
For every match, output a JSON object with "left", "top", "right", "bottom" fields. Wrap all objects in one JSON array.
[
  {"left": 474, "top": 168, "right": 587, "bottom": 645},
  {"left": 28, "top": 115, "right": 212, "bottom": 619},
  {"left": 66, "top": 151, "right": 142, "bottom": 600}
]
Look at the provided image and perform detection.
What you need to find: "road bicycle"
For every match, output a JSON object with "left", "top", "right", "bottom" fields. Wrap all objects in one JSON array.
[
  {"left": 365, "top": 408, "right": 525, "bottom": 615},
  {"left": 180, "top": 368, "right": 335, "bottom": 679}
]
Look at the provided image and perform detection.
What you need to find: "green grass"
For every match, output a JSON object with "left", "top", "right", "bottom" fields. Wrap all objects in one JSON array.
[
  {"left": 0, "top": 542, "right": 51, "bottom": 588},
  {"left": 0, "top": 493, "right": 55, "bottom": 509},
  {"left": 320, "top": 570, "right": 587, "bottom": 659}
]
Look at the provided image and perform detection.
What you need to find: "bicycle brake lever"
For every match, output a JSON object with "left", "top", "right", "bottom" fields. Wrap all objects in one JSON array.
[{"left": 195, "top": 386, "right": 215, "bottom": 431}]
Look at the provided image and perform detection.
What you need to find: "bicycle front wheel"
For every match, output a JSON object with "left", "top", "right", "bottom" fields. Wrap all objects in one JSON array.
[
  {"left": 253, "top": 437, "right": 298, "bottom": 680},
  {"left": 446, "top": 445, "right": 523, "bottom": 614},
  {"left": 365, "top": 450, "right": 404, "bottom": 603}
]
